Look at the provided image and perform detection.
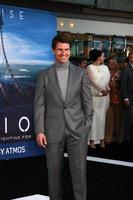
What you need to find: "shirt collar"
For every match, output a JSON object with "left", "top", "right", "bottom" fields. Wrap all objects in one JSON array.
[{"left": 55, "top": 60, "right": 69, "bottom": 69}]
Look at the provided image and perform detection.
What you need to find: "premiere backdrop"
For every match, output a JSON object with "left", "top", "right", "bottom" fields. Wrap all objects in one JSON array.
[{"left": 0, "top": 4, "right": 57, "bottom": 159}]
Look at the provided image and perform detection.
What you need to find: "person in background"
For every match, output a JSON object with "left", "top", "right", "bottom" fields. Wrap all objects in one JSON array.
[
  {"left": 87, "top": 49, "right": 110, "bottom": 149},
  {"left": 120, "top": 52, "right": 133, "bottom": 145},
  {"left": 34, "top": 34, "right": 93, "bottom": 200},
  {"left": 105, "top": 57, "right": 122, "bottom": 144},
  {"left": 77, "top": 57, "right": 88, "bottom": 69},
  {"left": 123, "top": 56, "right": 129, "bottom": 68}
]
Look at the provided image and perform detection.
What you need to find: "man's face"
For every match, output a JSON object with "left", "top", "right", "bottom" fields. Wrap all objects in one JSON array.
[
  {"left": 53, "top": 42, "right": 71, "bottom": 63},
  {"left": 80, "top": 60, "right": 88, "bottom": 68}
]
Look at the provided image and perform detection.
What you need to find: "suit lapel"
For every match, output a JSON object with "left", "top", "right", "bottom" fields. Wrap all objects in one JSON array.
[
  {"left": 48, "top": 63, "right": 75, "bottom": 104},
  {"left": 48, "top": 65, "right": 64, "bottom": 103}
]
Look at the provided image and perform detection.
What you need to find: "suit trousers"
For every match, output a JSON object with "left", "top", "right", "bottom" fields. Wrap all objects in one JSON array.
[
  {"left": 124, "top": 104, "right": 133, "bottom": 140},
  {"left": 45, "top": 130, "right": 88, "bottom": 200}
]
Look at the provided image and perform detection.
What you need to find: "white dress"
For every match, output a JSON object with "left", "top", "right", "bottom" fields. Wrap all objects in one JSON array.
[{"left": 87, "top": 64, "right": 110, "bottom": 141}]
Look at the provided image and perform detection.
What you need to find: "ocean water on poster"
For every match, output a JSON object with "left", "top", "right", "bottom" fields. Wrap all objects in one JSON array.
[{"left": 0, "top": 64, "right": 50, "bottom": 159}]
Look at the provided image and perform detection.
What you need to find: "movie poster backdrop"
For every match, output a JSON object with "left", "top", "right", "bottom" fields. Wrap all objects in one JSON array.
[{"left": 0, "top": 4, "right": 56, "bottom": 159}]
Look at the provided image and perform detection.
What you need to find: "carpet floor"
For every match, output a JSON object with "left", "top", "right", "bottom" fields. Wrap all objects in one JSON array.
[{"left": 1, "top": 142, "right": 133, "bottom": 200}]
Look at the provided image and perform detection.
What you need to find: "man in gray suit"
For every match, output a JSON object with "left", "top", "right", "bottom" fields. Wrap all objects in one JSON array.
[{"left": 34, "top": 34, "right": 93, "bottom": 200}]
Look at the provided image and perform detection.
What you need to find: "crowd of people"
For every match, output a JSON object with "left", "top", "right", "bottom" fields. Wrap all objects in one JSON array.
[{"left": 77, "top": 50, "right": 133, "bottom": 149}]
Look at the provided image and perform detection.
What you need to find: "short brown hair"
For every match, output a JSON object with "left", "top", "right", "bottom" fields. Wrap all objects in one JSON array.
[{"left": 52, "top": 34, "right": 71, "bottom": 50}]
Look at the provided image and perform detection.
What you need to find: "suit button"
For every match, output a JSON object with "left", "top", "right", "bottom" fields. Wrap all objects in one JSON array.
[{"left": 64, "top": 106, "right": 66, "bottom": 109}]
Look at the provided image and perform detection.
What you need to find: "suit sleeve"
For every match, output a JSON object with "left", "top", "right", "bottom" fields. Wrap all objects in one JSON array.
[
  {"left": 120, "top": 68, "right": 128, "bottom": 100},
  {"left": 81, "top": 71, "right": 93, "bottom": 127},
  {"left": 34, "top": 72, "right": 45, "bottom": 135}
]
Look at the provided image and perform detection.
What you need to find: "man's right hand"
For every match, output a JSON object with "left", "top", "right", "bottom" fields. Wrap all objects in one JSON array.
[{"left": 36, "top": 133, "right": 47, "bottom": 148}]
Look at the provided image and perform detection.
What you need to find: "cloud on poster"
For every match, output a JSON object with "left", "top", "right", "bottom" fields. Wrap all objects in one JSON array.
[{"left": 1, "top": 32, "right": 53, "bottom": 65}]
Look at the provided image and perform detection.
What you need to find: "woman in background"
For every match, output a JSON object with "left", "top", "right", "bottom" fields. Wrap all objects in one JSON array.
[
  {"left": 105, "top": 57, "right": 122, "bottom": 144},
  {"left": 87, "top": 49, "right": 110, "bottom": 149}
]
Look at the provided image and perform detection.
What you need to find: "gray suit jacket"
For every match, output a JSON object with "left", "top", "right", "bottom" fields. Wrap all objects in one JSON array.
[{"left": 34, "top": 63, "right": 93, "bottom": 143}]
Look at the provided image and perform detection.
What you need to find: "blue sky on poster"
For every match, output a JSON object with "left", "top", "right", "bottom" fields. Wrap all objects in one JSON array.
[{"left": 0, "top": 5, "right": 57, "bottom": 64}]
